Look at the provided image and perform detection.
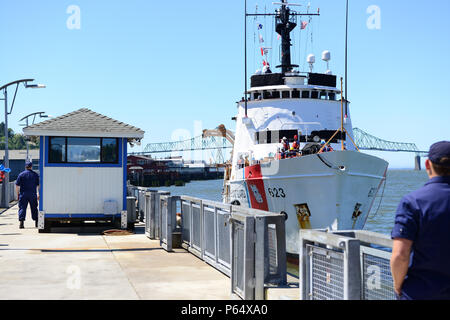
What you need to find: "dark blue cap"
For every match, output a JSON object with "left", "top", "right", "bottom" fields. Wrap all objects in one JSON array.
[
  {"left": 429, "top": 141, "right": 450, "bottom": 167},
  {"left": 25, "top": 160, "right": 33, "bottom": 168}
]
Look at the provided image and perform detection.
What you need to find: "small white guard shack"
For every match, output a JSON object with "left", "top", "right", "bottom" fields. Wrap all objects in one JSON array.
[{"left": 23, "top": 108, "right": 144, "bottom": 232}]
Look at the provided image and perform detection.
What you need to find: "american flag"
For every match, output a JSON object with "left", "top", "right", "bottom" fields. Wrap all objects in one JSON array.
[{"left": 301, "top": 21, "right": 309, "bottom": 30}]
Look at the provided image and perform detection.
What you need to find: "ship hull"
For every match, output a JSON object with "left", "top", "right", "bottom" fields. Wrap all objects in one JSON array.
[{"left": 225, "top": 151, "right": 388, "bottom": 255}]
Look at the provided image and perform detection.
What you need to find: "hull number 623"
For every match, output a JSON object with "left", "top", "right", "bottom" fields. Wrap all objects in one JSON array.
[{"left": 268, "top": 188, "right": 286, "bottom": 198}]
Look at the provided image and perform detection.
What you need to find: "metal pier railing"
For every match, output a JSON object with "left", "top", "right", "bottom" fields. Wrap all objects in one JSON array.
[
  {"left": 0, "top": 181, "right": 19, "bottom": 205},
  {"left": 127, "top": 185, "right": 396, "bottom": 301},
  {"left": 127, "top": 185, "right": 287, "bottom": 300},
  {"left": 300, "top": 229, "right": 395, "bottom": 300}
]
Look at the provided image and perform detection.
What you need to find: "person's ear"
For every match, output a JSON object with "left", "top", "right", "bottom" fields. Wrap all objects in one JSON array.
[{"left": 425, "top": 159, "right": 433, "bottom": 176}]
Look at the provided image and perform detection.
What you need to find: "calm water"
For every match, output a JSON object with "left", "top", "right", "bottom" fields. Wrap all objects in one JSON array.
[{"left": 152, "top": 170, "right": 429, "bottom": 236}]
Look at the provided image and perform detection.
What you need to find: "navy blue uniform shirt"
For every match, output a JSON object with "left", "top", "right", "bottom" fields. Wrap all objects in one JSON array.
[
  {"left": 15, "top": 169, "right": 40, "bottom": 196},
  {"left": 391, "top": 176, "right": 450, "bottom": 300}
]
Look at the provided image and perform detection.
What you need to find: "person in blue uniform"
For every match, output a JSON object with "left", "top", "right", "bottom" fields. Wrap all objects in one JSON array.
[
  {"left": 15, "top": 160, "right": 40, "bottom": 229},
  {"left": 390, "top": 141, "right": 450, "bottom": 300}
]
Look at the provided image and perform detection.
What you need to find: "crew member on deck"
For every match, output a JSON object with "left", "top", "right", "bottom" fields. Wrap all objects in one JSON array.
[
  {"left": 288, "top": 147, "right": 297, "bottom": 158},
  {"left": 319, "top": 140, "right": 326, "bottom": 153},
  {"left": 263, "top": 64, "right": 272, "bottom": 74},
  {"left": 319, "top": 140, "right": 333, "bottom": 153},
  {"left": 281, "top": 137, "right": 289, "bottom": 159},
  {"left": 292, "top": 135, "right": 300, "bottom": 151}
]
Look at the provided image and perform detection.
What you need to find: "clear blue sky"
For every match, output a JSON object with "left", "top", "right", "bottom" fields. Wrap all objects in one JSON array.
[{"left": 1, "top": 0, "right": 449, "bottom": 168}]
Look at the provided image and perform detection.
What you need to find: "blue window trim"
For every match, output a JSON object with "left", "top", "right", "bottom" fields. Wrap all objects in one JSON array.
[
  {"left": 123, "top": 138, "right": 127, "bottom": 211},
  {"left": 39, "top": 136, "right": 44, "bottom": 211},
  {"left": 44, "top": 136, "right": 122, "bottom": 168},
  {"left": 44, "top": 213, "right": 122, "bottom": 218}
]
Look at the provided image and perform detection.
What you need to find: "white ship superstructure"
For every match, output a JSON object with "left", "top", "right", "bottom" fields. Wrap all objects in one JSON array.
[{"left": 222, "top": 1, "right": 388, "bottom": 256}]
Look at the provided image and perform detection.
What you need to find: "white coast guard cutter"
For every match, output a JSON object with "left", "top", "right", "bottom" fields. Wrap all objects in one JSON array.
[{"left": 220, "top": 1, "right": 388, "bottom": 256}]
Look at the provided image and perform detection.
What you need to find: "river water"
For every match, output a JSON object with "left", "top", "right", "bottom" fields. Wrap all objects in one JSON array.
[{"left": 152, "top": 170, "right": 429, "bottom": 236}]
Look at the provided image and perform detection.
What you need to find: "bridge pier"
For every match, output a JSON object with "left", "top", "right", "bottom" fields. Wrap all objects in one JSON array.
[{"left": 414, "top": 155, "right": 422, "bottom": 171}]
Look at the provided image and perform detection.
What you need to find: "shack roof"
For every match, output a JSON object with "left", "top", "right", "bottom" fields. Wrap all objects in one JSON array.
[{"left": 23, "top": 108, "right": 145, "bottom": 139}]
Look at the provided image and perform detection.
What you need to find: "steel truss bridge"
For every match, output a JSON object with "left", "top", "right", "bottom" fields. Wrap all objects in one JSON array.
[
  {"left": 130, "top": 128, "right": 428, "bottom": 164},
  {"left": 352, "top": 128, "right": 428, "bottom": 157}
]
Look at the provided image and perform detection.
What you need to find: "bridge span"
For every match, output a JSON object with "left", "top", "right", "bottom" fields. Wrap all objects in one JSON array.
[{"left": 130, "top": 128, "right": 428, "bottom": 170}]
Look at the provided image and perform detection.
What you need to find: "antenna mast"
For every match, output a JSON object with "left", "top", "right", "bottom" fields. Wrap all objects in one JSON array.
[
  {"left": 276, "top": 0, "right": 298, "bottom": 73},
  {"left": 244, "top": 0, "right": 248, "bottom": 117},
  {"left": 245, "top": 1, "right": 320, "bottom": 74}
]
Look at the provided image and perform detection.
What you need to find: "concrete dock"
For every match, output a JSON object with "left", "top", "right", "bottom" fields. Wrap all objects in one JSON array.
[{"left": 0, "top": 204, "right": 231, "bottom": 300}]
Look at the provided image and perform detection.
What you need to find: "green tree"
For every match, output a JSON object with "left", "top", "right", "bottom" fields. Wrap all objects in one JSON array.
[{"left": 0, "top": 122, "right": 39, "bottom": 150}]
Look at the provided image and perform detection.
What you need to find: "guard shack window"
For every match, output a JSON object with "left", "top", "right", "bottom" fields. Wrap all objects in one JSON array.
[
  {"left": 102, "top": 138, "right": 118, "bottom": 163},
  {"left": 49, "top": 137, "right": 66, "bottom": 163},
  {"left": 48, "top": 137, "right": 118, "bottom": 164}
]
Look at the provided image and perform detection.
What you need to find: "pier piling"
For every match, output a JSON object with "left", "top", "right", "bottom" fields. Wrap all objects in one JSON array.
[{"left": 414, "top": 155, "right": 422, "bottom": 171}]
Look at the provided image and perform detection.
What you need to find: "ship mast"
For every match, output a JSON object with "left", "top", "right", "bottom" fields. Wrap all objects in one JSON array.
[
  {"left": 276, "top": 1, "right": 299, "bottom": 73},
  {"left": 246, "top": 1, "right": 320, "bottom": 74}
]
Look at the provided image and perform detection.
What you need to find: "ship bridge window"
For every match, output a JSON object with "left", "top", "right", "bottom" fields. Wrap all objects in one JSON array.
[
  {"left": 263, "top": 91, "right": 272, "bottom": 99},
  {"left": 256, "top": 129, "right": 347, "bottom": 145},
  {"left": 255, "top": 131, "right": 271, "bottom": 144},
  {"left": 255, "top": 130, "right": 298, "bottom": 144},
  {"left": 252, "top": 89, "right": 340, "bottom": 101}
]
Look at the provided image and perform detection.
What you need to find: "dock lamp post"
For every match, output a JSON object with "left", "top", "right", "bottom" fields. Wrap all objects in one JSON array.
[
  {"left": 19, "top": 112, "right": 49, "bottom": 162},
  {"left": 0, "top": 79, "right": 46, "bottom": 208}
]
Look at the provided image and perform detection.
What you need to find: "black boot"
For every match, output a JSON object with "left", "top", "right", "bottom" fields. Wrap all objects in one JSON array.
[
  {"left": 19, "top": 221, "right": 24, "bottom": 229},
  {"left": 35, "top": 220, "right": 38, "bottom": 228}
]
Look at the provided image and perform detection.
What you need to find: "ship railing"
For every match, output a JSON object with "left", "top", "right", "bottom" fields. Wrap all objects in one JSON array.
[
  {"left": 143, "top": 191, "right": 287, "bottom": 300},
  {"left": 299, "top": 229, "right": 395, "bottom": 300}
]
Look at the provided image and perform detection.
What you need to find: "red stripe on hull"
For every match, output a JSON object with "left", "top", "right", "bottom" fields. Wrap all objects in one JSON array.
[{"left": 244, "top": 164, "right": 269, "bottom": 211}]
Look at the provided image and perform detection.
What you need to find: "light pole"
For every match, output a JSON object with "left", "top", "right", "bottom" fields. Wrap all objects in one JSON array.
[
  {"left": 344, "top": 0, "right": 349, "bottom": 117},
  {"left": 19, "top": 112, "right": 49, "bottom": 161},
  {"left": 0, "top": 79, "right": 46, "bottom": 208}
]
